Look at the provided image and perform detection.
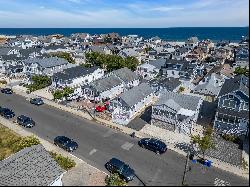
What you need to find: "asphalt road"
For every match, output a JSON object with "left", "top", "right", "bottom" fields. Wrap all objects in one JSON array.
[{"left": 0, "top": 93, "right": 248, "bottom": 186}]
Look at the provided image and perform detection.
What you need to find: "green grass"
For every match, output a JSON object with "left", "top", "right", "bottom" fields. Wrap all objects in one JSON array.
[
  {"left": 49, "top": 151, "right": 76, "bottom": 170},
  {"left": 0, "top": 124, "right": 40, "bottom": 160}
]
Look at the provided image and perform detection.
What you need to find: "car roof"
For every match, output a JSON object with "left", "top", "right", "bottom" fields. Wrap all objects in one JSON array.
[
  {"left": 109, "top": 158, "right": 126, "bottom": 167},
  {"left": 56, "top": 136, "right": 71, "bottom": 141},
  {"left": 18, "top": 115, "right": 30, "bottom": 120},
  {"left": 149, "top": 138, "right": 166, "bottom": 146}
]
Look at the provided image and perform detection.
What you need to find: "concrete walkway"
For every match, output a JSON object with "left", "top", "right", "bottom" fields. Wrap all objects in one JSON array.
[
  {"left": 12, "top": 88, "right": 249, "bottom": 180},
  {"left": 0, "top": 117, "right": 107, "bottom": 186}
]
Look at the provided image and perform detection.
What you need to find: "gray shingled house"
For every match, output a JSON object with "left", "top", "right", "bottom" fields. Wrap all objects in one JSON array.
[
  {"left": 151, "top": 92, "right": 203, "bottom": 135},
  {"left": 110, "top": 83, "right": 155, "bottom": 125},
  {"left": 0, "top": 144, "right": 65, "bottom": 186},
  {"left": 82, "top": 75, "right": 124, "bottom": 101},
  {"left": 23, "top": 57, "right": 76, "bottom": 76},
  {"left": 214, "top": 75, "right": 249, "bottom": 137}
]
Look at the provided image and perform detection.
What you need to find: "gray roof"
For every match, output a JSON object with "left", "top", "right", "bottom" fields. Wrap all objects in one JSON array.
[
  {"left": 111, "top": 67, "right": 139, "bottom": 83},
  {"left": 91, "top": 75, "right": 123, "bottom": 93},
  {"left": 23, "top": 57, "right": 68, "bottom": 68},
  {"left": 148, "top": 58, "right": 166, "bottom": 69},
  {"left": 149, "top": 77, "right": 182, "bottom": 91},
  {"left": 0, "top": 47, "right": 11, "bottom": 56},
  {"left": 120, "top": 83, "right": 154, "bottom": 107},
  {"left": 155, "top": 92, "right": 201, "bottom": 111},
  {"left": 53, "top": 66, "right": 99, "bottom": 82},
  {"left": 218, "top": 75, "right": 249, "bottom": 97},
  {"left": 0, "top": 144, "right": 65, "bottom": 186},
  {"left": 88, "top": 46, "right": 105, "bottom": 53}
]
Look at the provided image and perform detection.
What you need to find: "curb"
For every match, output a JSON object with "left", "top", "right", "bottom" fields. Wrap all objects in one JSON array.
[{"left": 12, "top": 89, "right": 250, "bottom": 180}]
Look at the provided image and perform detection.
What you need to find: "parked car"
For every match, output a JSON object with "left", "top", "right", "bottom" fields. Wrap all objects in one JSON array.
[
  {"left": 54, "top": 136, "right": 78, "bottom": 152},
  {"left": 105, "top": 158, "right": 135, "bottom": 182},
  {"left": 17, "top": 115, "right": 35, "bottom": 128},
  {"left": 95, "top": 105, "right": 106, "bottom": 112},
  {"left": 1, "top": 88, "right": 13, "bottom": 94},
  {"left": 30, "top": 98, "right": 44, "bottom": 106},
  {"left": 0, "top": 107, "right": 15, "bottom": 119},
  {"left": 138, "top": 138, "right": 167, "bottom": 154}
]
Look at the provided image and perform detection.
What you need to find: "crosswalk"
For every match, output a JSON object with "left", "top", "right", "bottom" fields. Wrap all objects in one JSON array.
[{"left": 214, "top": 178, "right": 231, "bottom": 186}]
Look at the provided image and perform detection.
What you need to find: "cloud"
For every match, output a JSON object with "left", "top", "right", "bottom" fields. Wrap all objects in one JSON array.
[{"left": 0, "top": 0, "right": 248, "bottom": 27}]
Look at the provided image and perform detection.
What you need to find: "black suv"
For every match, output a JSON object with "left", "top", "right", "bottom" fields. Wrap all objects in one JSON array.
[
  {"left": 30, "top": 98, "right": 44, "bottom": 106},
  {"left": 17, "top": 115, "right": 35, "bottom": 128},
  {"left": 0, "top": 107, "right": 15, "bottom": 119},
  {"left": 54, "top": 136, "right": 78, "bottom": 152},
  {"left": 1, "top": 88, "right": 13, "bottom": 94},
  {"left": 105, "top": 158, "right": 135, "bottom": 182},
  {"left": 138, "top": 138, "right": 167, "bottom": 154}
]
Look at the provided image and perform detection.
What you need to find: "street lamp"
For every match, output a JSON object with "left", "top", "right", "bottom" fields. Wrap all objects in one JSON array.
[{"left": 182, "top": 142, "right": 196, "bottom": 186}]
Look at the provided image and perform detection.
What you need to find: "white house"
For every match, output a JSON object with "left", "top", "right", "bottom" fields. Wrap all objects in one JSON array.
[
  {"left": 110, "top": 83, "right": 155, "bottom": 125},
  {"left": 52, "top": 66, "right": 104, "bottom": 89},
  {"left": 151, "top": 92, "right": 203, "bottom": 135}
]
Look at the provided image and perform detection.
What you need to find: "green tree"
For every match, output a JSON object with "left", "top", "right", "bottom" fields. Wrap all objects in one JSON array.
[
  {"left": 62, "top": 87, "right": 74, "bottom": 98},
  {"left": 234, "top": 66, "right": 249, "bottom": 76},
  {"left": 105, "top": 173, "right": 127, "bottom": 186},
  {"left": 49, "top": 152, "right": 76, "bottom": 171},
  {"left": 178, "top": 86, "right": 185, "bottom": 93},
  {"left": 52, "top": 90, "right": 64, "bottom": 100},
  {"left": 50, "top": 52, "right": 75, "bottom": 64},
  {"left": 27, "top": 75, "right": 52, "bottom": 92},
  {"left": 191, "top": 127, "right": 215, "bottom": 160}
]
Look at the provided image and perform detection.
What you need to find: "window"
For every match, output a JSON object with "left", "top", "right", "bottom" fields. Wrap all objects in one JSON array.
[{"left": 172, "top": 71, "right": 175, "bottom": 75}]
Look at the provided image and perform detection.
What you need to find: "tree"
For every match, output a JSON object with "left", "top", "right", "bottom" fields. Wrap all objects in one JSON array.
[
  {"left": 178, "top": 86, "right": 185, "bottom": 93},
  {"left": 234, "top": 66, "right": 249, "bottom": 77},
  {"left": 52, "top": 87, "right": 74, "bottom": 100},
  {"left": 191, "top": 127, "right": 215, "bottom": 160},
  {"left": 51, "top": 52, "right": 75, "bottom": 64},
  {"left": 27, "top": 75, "right": 52, "bottom": 92},
  {"left": 105, "top": 173, "right": 127, "bottom": 186}
]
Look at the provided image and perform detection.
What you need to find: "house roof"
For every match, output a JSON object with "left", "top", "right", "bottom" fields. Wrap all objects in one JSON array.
[
  {"left": 53, "top": 65, "right": 99, "bottom": 82},
  {"left": 155, "top": 91, "right": 201, "bottom": 111},
  {"left": 120, "top": 83, "right": 154, "bottom": 107},
  {"left": 0, "top": 47, "right": 11, "bottom": 56},
  {"left": 111, "top": 67, "right": 139, "bottom": 83},
  {"left": 217, "top": 107, "right": 249, "bottom": 119},
  {"left": 148, "top": 58, "right": 166, "bottom": 69},
  {"left": 150, "top": 77, "right": 182, "bottom": 91},
  {"left": 218, "top": 75, "right": 249, "bottom": 97},
  {"left": 91, "top": 75, "right": 123, "bottom": 93},
  {"left": 0, "top": 144, "right": 65, "bottom": 186},
  {"left": 23, "top": 57, "right": 68, "bottom": 68}
]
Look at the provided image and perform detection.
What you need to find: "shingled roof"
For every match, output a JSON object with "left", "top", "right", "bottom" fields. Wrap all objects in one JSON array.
[
  {"left": 110, "top": 67, "right": 139, "bottom": 83},
  {"left": 218, "top": 75, "right": 249, "bottom": 97},
  {"left": 155, "top": 92, "right": 201, "bottom": 111},
  {"left": 119, "top": 83, "right": 154, "bottom": 107},
  {"left": 0, "top": 144, "right": 65, "bottom": 186}
]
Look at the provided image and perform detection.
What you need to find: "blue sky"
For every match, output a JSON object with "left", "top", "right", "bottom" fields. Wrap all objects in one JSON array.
[{"left": 0, "top": 0, "right": 249, "bottom": 27}]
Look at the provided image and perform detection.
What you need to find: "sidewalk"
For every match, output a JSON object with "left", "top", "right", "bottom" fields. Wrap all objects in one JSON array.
[
  {"left": 12, "top": 88, "right": 249, "bottom": 180},
  {"left": 0, "top": 117, "right": 107, "bottom": 186}
]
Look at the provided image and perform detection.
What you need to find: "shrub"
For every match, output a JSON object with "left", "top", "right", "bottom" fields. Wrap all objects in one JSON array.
[
  {"left": 12, "top": 136, "right": 40, "bottom": 152},
  {"left": 0, "top": 80, "right": 7, "bottom": 84},
  {"left": 105, "top": 173, "right": 127, "bottom": 186},
  {"left": 49, "top": 152, "right": 76, "bottom": 170}
]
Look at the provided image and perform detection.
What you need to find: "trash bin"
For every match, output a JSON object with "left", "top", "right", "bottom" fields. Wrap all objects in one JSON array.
[
  {"left": 189, "top": 154, "right": 194, "bottom": 160},
  {"left": 206, "top": 160, "right": 212, "bottom": 167}
]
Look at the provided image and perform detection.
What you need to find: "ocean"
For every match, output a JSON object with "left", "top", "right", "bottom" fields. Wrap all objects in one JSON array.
[{"left": 0, "top": 27, "right": 248, "bottom": 42}]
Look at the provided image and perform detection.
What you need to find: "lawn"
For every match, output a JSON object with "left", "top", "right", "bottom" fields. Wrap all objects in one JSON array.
[{"left": 0, "top": 124, "right": 40, "bottom": 160}]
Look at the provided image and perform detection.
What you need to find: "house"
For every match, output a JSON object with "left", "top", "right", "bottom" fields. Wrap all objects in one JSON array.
[
  {"left": 149, "top": 77, "right": 182, "bottom": 93},
  {"left": 151, "top": 92, "right": 203, "bottom": 135},
  {"left": 107, "top": 67, "right": 140, "bottom": 89},
  {"left": 192, "top": 72, "right": 225, "bottom": 101},
  {"left": 52, "top": 66, "right": 104, "bottom": 89},
  {"left": 172, "top": 47, "right": 189, "bottom": 60},
  {"left": 0, "top": 144, "right": 65, "bottom": 186},
  {"left": 136, "top": 58, "right": 166, "bottom": 80},
  {"left": 23, "top": 57, "right": 76, "bottom": 76},
  {"left": 185, "top": 37, "right": 199, "bottom": 50},
  {"left": 110, "top": 83, "right": 155, "bottom": 125},
  {"left": 213, "top": 75, "right": 249, "bottom": 136},
  {"left": 82, "top": 75, "right": 124, "bottom": 101}
]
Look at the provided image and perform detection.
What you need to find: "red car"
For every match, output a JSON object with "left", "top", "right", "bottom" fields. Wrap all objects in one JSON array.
[{"left": 95, "top": 105, "right": 106, "bottom": 112}]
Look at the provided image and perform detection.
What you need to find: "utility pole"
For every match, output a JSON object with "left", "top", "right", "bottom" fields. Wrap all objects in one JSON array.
[{"left": 182, "top": 150, "right": 190, "bottom": 186}]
